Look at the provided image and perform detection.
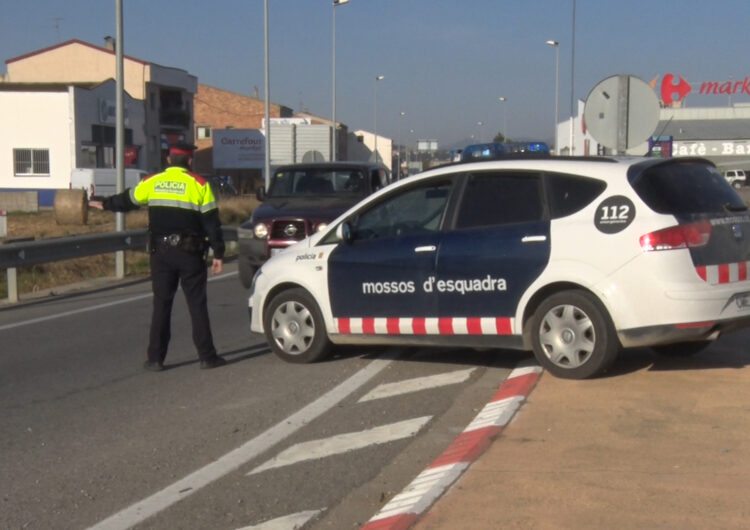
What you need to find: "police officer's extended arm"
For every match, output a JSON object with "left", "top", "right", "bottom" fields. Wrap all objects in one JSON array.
[{"left": 89, "top": 189, "right": 142, "bottom": 212}]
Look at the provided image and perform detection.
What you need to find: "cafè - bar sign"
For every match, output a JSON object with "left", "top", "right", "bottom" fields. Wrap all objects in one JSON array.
[
  {"left": 673, "top": 140, "right": 750, "bottom": 157},
  {"left": 659, "top": 73, "right": 750, "bottom": 105}
]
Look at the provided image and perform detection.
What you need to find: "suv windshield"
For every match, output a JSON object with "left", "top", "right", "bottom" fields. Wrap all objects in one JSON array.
[
  {"left": 267, "top": 168, "right": 369, "bottom": 197},
  {"left": 630, "top": 160, "right": 747, "bottom": 215}
]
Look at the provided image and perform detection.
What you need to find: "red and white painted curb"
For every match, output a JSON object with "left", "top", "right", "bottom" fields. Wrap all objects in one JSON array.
[{"left": 361, "top": 360, "right": 543, "bottom": 530}]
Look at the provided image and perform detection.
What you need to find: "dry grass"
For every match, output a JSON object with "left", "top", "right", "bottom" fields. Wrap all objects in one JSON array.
[{"left": 1, "top": 196, "right": 258, "bottom": 298}]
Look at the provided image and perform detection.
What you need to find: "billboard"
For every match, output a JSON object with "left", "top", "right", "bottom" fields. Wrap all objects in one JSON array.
[
  {"left": 417, "top": 139, "right": 438, "bottom": 152},
  {"left": 213, "top": 129, "right": 265, "bottom": 169}
]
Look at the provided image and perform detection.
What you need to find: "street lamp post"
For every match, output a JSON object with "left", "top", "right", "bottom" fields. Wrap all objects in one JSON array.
[
  {"left": 546, "top": 40, "right": 560, "bottom": 154},
  {"left": 408, "top": 128, "right": 415, "bottom": 173},
  {"left": 477, "top": 121, "right": 484, "bottom": 143},
  {"left": 397, "top": 111, "right": 405, "bottom": 179},
  {"left": 374, "top": 74, "right": 384, "bottom": 163},
  {"left": 332, "top": 0, "right": 349, "bottom": 161},
  {"left": 114, "top": 0, "right": 125, "bottom": 278},
  {"left": 570, "top": 0, "right": 577, "bottom": 155},
  {"left": 264, "top": 0, "right": 271, "bottom": 189},
  {"left": 498, "top": 97, "right": 507, "bottom": 141}
]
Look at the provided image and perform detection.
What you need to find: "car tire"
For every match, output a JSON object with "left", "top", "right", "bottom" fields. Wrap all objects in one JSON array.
[
  {"left": 650, "top": 340, "right": 711, "bottom": 357},
  {"left": 264, "top": 288, "right": 332, "bottom": 363},
  {"left": 239, "top": 259, "right": 257, "bottom": 289},
  {"left": 530, "top": 290, "right": 619, "bottom": 379}
]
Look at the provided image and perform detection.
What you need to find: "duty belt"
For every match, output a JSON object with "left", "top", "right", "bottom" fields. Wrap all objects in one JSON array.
[
  {"left": 158, "top": 234, "right": 184, "bottom": 247},
  {"left": 151, "top": 233, "right": 207, "bottom": 253}
]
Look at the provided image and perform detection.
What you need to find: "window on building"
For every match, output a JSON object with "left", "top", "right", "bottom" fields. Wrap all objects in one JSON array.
[
  {"left": 197, "top": 126, "right": 211, "bottom": 139},
  {"left": 89, "top": 125, "right": 134, "bottom": 167},
  {"left": 13, "top": 148, "right": 50, "bottom": 176},
  {"left": 79, "top": 145, "right": 97, "bottom": 168}
]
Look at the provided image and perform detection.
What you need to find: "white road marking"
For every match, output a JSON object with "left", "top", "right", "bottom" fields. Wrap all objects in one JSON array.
[
  {"left": 248, "top": 416, "right": 432, "bottom": 475},
  {"left": 87, "top": 353, "right": 397, "bottom": 530},
  {"left": 358, "top": 368, "right": 476, "bottom": 402},
  {"left": 236, "top": 509, "right": 323, "bottom": 530},
  {"left": 0, "top": 271, "right": 236, "bottom": 332}
]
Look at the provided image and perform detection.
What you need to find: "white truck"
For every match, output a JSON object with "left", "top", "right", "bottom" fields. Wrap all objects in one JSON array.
[{"left": 70, "top": 168, "right": 146, "bottom": 199}]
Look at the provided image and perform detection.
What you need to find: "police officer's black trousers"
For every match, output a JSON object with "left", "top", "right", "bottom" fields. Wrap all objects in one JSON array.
[{"left": 147, "top": 245, "right": 217, "bottom": 364}]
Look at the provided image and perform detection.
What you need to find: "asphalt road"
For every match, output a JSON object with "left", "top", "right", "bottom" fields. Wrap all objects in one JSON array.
[{"left": 0, "top": 263, "right": 524, "bottom": 529}]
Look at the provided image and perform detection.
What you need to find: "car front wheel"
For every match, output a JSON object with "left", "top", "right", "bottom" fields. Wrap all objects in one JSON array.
[
  {"left": 530, "top": 290, "right": 619, "bottom": 379},
  {"left": 264, "top": 288, "right": 332, "bottom": 363}
]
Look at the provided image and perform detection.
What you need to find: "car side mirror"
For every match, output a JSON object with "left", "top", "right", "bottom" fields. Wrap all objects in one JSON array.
[
  {"left": 336, "top": 221, "right": 353, "bottom": 244},
  {"left": 256, "top": 187, "right": 266, "bottom": 201}
]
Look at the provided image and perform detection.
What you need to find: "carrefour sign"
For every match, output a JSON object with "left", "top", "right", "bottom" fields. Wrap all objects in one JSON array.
[
  {"left": 659, "top": 73, "right": 750, "bottom": 105},
  {"left": 213, "top": 129, "right": 265, "bottom": 169}
]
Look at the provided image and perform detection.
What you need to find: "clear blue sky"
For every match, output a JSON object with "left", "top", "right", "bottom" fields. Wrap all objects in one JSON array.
[{"left": 1, "top": 0, "right": 749, "bottom": 150}]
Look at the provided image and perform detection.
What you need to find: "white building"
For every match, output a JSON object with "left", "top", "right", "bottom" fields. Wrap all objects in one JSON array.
[
  {"left": 2, "top": 39, "right": 197, "bottom": 175},
  {"left": 348, "top": 130, "right": 392, "bottom": 169},
  {"left": 0, "top": 80, "right": 145, "bottom": 205},
  {"left": 558, "top": 99, "right": 750, "bottom": 170}
]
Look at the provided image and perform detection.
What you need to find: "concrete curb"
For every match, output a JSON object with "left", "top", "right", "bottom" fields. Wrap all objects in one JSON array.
[{"left": 360, "top": 360, "right": 543, "bottom": 530}]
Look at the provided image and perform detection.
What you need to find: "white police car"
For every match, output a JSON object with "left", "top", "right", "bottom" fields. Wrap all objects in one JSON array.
[{"left": 248, "top": 156, "right": 750, "bottom": 379}]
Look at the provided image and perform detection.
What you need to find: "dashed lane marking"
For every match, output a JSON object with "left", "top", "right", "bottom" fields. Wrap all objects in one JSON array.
[
  {"left": 248, "top": 416, "right": 432, "bottom": 475},
  {"left": 87, "top": 353, "right": 397, "bottom": 530},
  {"left": 236, "top": 509, "right": 323, "bottom": 530},
  {"left": 358, "top": 368, "right": 476, "bottom": 402}
]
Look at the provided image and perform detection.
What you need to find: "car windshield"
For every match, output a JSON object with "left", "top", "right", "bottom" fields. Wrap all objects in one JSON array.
[{"left": 267, "top": 168, "right": 369, "bottom": 197}]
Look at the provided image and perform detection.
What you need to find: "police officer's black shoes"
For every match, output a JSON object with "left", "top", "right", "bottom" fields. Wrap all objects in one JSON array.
[
  {"left": 143, "top": 360, "right": 164, "bottom": 372},
  {"left": 200, "top": 356, "right": 227, "bottom": 370}
]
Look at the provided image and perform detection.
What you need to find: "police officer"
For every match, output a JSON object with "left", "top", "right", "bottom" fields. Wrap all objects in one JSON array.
[{"left": 90, "top": 142, "right": 226, "bottom": 371}]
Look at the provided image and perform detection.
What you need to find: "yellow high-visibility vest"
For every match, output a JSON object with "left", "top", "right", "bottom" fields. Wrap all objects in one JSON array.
[{"left": 130, "top": 167, "right": 218, "bottom": 214}]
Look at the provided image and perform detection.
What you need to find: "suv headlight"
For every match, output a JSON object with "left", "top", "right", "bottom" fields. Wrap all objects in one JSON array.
[
  {"left": 316, "top": 223, "right": 329, "bottom": 233},
  {"left": 253, "top": 223, "right": 269, "bottom": 239}
]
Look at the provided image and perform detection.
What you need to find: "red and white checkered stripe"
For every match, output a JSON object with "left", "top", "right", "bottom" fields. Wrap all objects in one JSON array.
[
  {"left": 335, "top": 317, "right": 514, "bottom": 336},
  {"left": 360, "top": 361, "right": 543, "bottom": 530},
  {"left": 696, "top": 262, "right": 750, "bottom": 285}
]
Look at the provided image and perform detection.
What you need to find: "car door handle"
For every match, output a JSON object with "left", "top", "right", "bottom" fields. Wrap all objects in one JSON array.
[
  {"left": 414, "top": 245, "right": 437, "bottom": 253},
  {"left": 522, "top": 235, "right": 547, "bottom": 243}
]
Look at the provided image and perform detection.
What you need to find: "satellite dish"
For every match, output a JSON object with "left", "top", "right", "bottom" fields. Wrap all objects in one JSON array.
[
  {"left": 301, "top": 150, "right": 326, "bottom": 163},
  {"left": 584, "top": 75, "right": 660, "bottom": 154}
]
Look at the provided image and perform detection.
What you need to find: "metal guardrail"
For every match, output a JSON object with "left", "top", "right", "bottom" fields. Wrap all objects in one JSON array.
[{"left": 1, "top": 226, "right": 238, "bottom": 303}]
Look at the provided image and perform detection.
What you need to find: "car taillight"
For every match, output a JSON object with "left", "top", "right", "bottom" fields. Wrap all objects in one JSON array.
[{"left": 639, "top": 221, "right": 711, "bottom": 251}]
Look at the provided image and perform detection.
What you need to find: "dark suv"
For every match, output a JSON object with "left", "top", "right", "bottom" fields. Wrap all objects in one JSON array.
[{"left": 237, "top": 161, "right": 390, "bottom": 287}]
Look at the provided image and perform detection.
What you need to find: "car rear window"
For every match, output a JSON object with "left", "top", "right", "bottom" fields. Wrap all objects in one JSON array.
[{"left": 630, "top": 160, "right": 746, "bottom": 215}]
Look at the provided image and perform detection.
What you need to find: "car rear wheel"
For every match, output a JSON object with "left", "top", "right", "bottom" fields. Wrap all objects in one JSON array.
[
  {"left": 651, "top": 340, "right": 711, "bottom": 357},
  {"left": 264, "top": 288, "right": 332, "bottom": 363},
  {"left": 530, "top": 290, "right": 619, "bottom": 379}
]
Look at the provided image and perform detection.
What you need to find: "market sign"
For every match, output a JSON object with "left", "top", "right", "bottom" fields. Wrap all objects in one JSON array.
[
  {"left": 660, "top": 73, "right": 750, "bottom": 105},
  {"left": 213, "top": 129, "right": 265, "bottom": 169}
]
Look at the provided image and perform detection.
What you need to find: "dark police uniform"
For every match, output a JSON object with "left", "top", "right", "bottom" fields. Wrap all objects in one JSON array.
[{"left": 100, "top": 144, "right": 226, "bottom": 370}]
